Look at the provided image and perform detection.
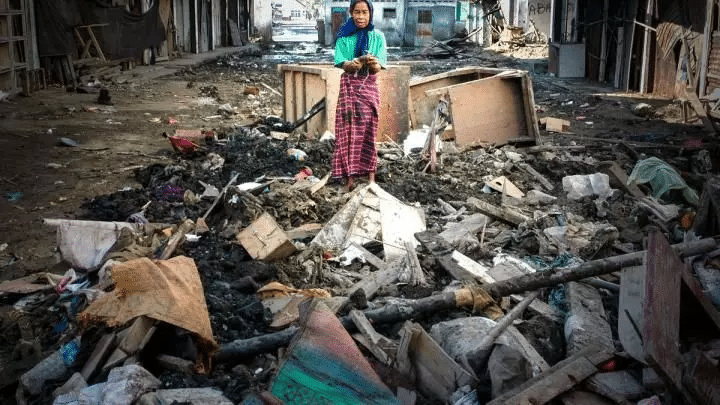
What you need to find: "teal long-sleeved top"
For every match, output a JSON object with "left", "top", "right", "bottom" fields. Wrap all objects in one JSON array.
[{"left": 334, "top": 29, "right": 387, "bottom": 68}]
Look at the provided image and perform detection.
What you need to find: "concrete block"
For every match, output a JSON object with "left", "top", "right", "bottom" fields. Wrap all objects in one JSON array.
[{"left": 564, "top": 282, "right": 615, "bottom": 356}]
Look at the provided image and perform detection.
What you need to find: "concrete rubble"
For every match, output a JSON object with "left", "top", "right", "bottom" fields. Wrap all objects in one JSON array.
[{"left": 1, "top": 43, "right": 720, "bottom": 405}]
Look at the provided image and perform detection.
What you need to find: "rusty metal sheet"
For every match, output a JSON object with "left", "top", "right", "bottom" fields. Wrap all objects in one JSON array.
[{"left": 645, "top": 231, "right": 683, "bottom": 388}]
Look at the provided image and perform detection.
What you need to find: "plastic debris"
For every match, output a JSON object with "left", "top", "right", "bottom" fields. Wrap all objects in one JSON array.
[
  {"left": 286, "top": 148, "right": 307, "bottom": 161},
  {"left": 562, "top": 173, "right": 612, "bottom": 200},
  {"left": 628, "top": 157, "right": 699, "bottom": 205}
]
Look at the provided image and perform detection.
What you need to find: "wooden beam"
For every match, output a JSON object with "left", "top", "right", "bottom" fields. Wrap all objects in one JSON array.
[
  {"left": 639, "top": 0, "right": 654, "bottom": 94},
  {"left": 598, "top": 0, "right": 609, "bottom": 82},
  {"left": 486, "top": 346, "right": 614, "bottom": 405},
  {"left": 615, "top": 27, "right": 625, "bottom": 88},
  {"left": 699, "top": 0, "right": 714, "bottom": 97}
]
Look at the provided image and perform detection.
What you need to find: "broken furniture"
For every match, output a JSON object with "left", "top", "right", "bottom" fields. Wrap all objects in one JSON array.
[
  {"left": 74, "top": 24, "right": 108, "bottom": 62},
  {"left": 0, "top": 0, "right": 33, "bottom": 95},
  {"left": 409, "top": 67, "right": 510, "bottom": 129},
  {"left": 277, "top": 64, "right": 410, "bottom": 141},
  {"left": 414, "top": 68, "right": 541, "bottom": 147}
]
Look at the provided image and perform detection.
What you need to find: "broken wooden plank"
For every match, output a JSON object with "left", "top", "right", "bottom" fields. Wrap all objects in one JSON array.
[
  {"left": 349, "top": 310, "right": 396, "bottom": 366},
  {"left": 448, "top": 250, "right": 495, "bottom": 284},
  {"left": 415, "top": 231, "right": 494, "bottom": 283},
  {"left": 437, "top": 198, "right": 458, "bottom": 215},
  {"left": 486, "top": 176, "right": 525, "bottom": 199},
  {"left": 603, "top": 162, "right": 646, "bottom": 199},
  {"left": 310, "top": 173, "right": 330, "bottom": 195},
  {"left": 157, "top": 219, "right": 195, "bottom": 260},
  {"left": 398, "top": 321, "right": 477, "bottom": 402},
  {"left": 686, "top": 87, "right": 718, "bottom": 133},
  {"left": 378, "top": 187, "right": 426, "bottom": 262},
  {"left": 506, "top": 326, "right": 551, "bottom": 377},
  {"left": 348, "top": 242, "right": 386, "bottom": 270},
  {"left": 201, "top": 173, "right": 240, "bottom": 221},
  {"left": 486, "top": 346, "right": 614, "bottom": 405},
  {"left": 518, "top": 163, "right": 554, "bottom": 191},
  {"left": 466, "top": 197, "right": 530, "bottom": 225},
  {"left": 404, "top": 241, "right": 427, "bottom": 286},
  {"left": 103, "top": 317, "right": 156, "bottom": 371},
  {"left": 464, "top": 291, "right": 540, "bottom": 367},
  {"left": 80, "top": 332, "right": 116, "bottom": 381},
  {"left": 644, "top": 231, "right": 684, "bottom": 389},
  {"left": 345, "top": 263, "right": 399, "bottom": 301},
  {"left": 439, "top": 213, "right": 489, "bottom": 245},
  {"left": 285, "top": 223, "right": 323, "bottom": 240},
  {"left": 509, "top": 294, "right": 565, "bottom": 324},
  {"left": 540, "top": 117, "right": 571, "bottom": 133}
]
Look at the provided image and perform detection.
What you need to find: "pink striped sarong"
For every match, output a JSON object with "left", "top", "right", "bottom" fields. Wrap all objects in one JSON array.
[{"left": 332, "top": 73, "right": 380, "bottom": 180}]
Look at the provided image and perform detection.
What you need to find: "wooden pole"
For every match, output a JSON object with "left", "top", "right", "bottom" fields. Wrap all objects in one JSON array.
[
  {"left": 639, "top": 0, "right": 654, "bottom": 94},
  {"left": 698, "top": 0, "right": 714, "bottom": 97},
  {"left": 201, "top": 172, "right": 240, "bottom": 221},
  {"left": 485, "top": 237, "right": 716, "bottom": 299},
  {"left": 598, "top": 0, "right": 609, "bottom": 82},
  {"left": 463, "top": 291, "right": 540, "bottom": 369}
]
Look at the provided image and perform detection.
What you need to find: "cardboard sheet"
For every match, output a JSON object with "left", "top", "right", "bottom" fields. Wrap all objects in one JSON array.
[{"left": 79, "top": 256, "right": 217, "bottom": 355}]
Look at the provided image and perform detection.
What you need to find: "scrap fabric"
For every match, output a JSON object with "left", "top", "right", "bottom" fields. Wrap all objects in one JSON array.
[
  {"left": 271, "top": 301, "right": 397, "bottom": 405},
  {"left": 331, "top": 73, "right": 380, "bottom": 180}
]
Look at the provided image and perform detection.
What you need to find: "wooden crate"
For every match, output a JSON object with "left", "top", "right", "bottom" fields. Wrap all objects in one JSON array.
[
  {"left": 278, "top": 64, "right": 410, "bottom": 142},
  {"left": 408, "top": 67, "right": 509, "bottom": 129},
  {"left": 424, "top": 70, "right": 541, "bottom": 147},
  {"left": 237, "top": 213, "right": 296, "bottom": 262}
]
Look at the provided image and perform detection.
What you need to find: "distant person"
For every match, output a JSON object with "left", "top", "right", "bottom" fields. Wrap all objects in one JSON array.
[{"left": 332, "top": 0, "right": 387, "bottom": 192}]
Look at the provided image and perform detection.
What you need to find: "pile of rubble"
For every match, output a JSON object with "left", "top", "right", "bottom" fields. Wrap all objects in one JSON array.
[{"left": 3, "top": 63, "right": 720, "bottom": 405}]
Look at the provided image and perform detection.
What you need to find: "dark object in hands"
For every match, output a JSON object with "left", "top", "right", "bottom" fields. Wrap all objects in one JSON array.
[{"left": 343, "top": 58, "right": 363, "bottom": 73}]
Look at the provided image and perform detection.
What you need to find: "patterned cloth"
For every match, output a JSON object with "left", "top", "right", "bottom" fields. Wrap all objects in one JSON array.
[{"left": 332, "top": 73, "right": 379, "bottom": 180}]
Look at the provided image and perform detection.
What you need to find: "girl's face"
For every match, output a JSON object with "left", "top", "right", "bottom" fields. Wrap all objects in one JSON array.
[{"left": 352, "top": 1, "right": 370, "bottom": 29}]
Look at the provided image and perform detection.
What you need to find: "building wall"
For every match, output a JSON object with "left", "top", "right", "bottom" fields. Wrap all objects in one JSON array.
[
  {"left": 500, "top": 0, "right": 552, "bottom": 37},
  {"left": 275, "top": 0, "right": 313, "bottom": 21},
  {"left": 527, "top": 0, "right": 551, "bottom": 35},
  {"left": 253, "top": 0, "right": 273, "bottom": 42},
  {"left": 406, "top": 1, "right": 456, "bottom": 46},
  {"left": 322, "top": 0, "right": 406, "bottom": 46}
]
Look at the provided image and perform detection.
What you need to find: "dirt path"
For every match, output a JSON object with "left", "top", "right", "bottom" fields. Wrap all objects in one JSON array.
[{"left": 0, "top": 50, "right": 281, "bottom": 279}]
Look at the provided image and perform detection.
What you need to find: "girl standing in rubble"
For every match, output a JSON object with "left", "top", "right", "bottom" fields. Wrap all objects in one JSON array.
[{"left": 332, "top": 0, "right": 387, "bottom": 192}]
